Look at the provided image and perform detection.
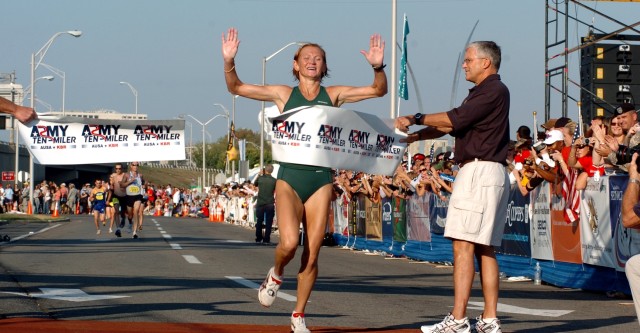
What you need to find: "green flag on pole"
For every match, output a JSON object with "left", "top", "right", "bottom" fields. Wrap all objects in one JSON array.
[{"left": 398, "top": 14, "right": 410, "bottom": 100}]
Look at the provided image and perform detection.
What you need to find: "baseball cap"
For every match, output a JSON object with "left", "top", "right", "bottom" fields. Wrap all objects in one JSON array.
[
  {"left": 543, "top": 129, "right": 564, "bottom": 145},
  {"left": 615, "top": 103, "right": 636, "bottom": 115},
  {"left": 412, "top": 153, "right": 426, "bottom": 162},
  {"left": 541, "top": 118, "right": 558, "bottom": 130}
]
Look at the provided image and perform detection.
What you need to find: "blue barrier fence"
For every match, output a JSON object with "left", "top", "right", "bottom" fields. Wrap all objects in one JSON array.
[{"left": 331, "top": 176, "right": 634, "bottom": 295}]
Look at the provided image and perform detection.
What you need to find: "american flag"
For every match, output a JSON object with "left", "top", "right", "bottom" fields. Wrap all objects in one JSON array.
[
  {"left": 563, "top": 120, "right": 581, "bottom": 223},
  {"left": 572, "top": 121, "right": 581, "bottom": 145},
  {"left": 429, "top": 143, "right": 435, "bottom": 164},
  {"left": 562, "top": 155, "right": 580, "bottom": 223}
]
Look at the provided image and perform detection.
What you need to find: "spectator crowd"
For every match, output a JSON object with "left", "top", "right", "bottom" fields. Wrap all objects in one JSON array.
[{"left": 2, "top": 102, "right": 638, "bottom": 237}]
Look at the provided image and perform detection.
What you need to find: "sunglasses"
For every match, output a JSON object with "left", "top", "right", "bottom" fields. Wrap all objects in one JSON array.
[
  {"left": 131, "top": 164, "right": 139, "bottom": 166},
  {"left": 576, "top": 144, "right": 587, "bottom": 149},
  {"left": 611, "top": 122, "right": 621, "bottom": 126},
  {"left": 115, "top": 167, "right": 122, "bottom": 170}
]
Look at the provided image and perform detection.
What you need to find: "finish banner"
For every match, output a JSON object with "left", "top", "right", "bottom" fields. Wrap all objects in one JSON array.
[
  {"left": 18, "top": 115, "right": 186, "bottom": 165},
  {"left": 268, "top": 105, "right": 406, "bottom": 176}
]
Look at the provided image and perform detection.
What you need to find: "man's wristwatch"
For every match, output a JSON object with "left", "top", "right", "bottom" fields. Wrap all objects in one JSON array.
[{"left": 414, "top": 113, "right": 424, "bottom": 125}]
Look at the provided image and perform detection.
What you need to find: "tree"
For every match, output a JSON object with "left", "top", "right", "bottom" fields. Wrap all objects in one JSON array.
[{"left": 191, "top": 128, "right": 271, "bottom": 171}]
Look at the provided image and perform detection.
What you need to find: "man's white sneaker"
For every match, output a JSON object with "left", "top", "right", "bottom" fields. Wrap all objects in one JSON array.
[
  {"left": 290, "top": 312, "right": 311, "bottom": 333},
  {"left": 474, "top": 315, "right": 502, "bottom": 333},
  {"left": 420, "top": 313, "right": 470, "bottom": 333},
  {"left": 96, "top": 229, "right": 101, "bottom": 235},
  {"left": 258, "top": 267, "right": 281, "bottom": 307}
]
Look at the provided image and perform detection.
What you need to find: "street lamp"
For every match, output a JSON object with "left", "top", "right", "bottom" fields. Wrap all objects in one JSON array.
[
  {"left": 180, "top": 112, "right": 228, "bottom": 192},
  {"left": 15, "top": 75, "right": 53, "bottom": 190},
  {"left": 213, "top": 103, "right": 231, "bottom": 175},
  {"left": 260, "top": 41, "right": 306, "bottom": 170},
  {"left": 29, "top": 30, "right": 82, "bottom": 206},
  {"left": 119, "top": 81, "right": 138, "bottom": 115},
  {"left": 40, "top": 63, "right": 66, "bottom": 115}
]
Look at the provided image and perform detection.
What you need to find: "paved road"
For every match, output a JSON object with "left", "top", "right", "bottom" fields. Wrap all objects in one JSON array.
[{"left": 0, "top": 216, "right": 637, "bottom": 332}]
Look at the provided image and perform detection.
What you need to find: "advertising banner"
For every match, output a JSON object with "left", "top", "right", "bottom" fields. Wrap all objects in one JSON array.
[
  {"left": 499, "top": 189, "right": 531, "bottom": 256},
  {"left": 429, "top": 192, "right": 448, "bottom": 235},
  {"left": 365, "top": 197, "right": 382, "bottom": 241},
  {"left": 579, "top": 177, "right": 614, "bottom": 267},
  {"left": 407, "top": 193, "right": 431, "bottom": 242},
  {"left": 531, "top": 181, "right": 554, "bottom": 260},
  {"left": 19, "top": 116, "right": 185, "bottom": 165},
  {"left": 268, "top": 105, "right": 406, "bottom": 176},
  {"left": 610, "top": 176, "right": 640, "bottom": 271}
]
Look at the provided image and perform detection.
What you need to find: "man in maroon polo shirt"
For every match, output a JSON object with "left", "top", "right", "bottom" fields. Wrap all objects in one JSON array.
[{"left": 395, "top": 41, "right": 509, "bottom": 333}]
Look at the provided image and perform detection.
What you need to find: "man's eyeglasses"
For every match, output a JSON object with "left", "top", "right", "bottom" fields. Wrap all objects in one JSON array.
[{"left": 463, "top": 57, "right": 487, "bottom": 64}]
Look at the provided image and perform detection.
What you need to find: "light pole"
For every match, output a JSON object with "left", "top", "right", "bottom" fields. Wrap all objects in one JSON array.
[
  {"left": 39, "top": 63, "right": 66, "bottom": 115},
  {"left": 181, "top": 113, "right": 228, "bottom": 192},
  {"left": 15, "top": 76, "right": 53, "bottom": 190},
  {"left": 213, "top": 103, "right": 231, "bottom": 175},
  {"left": 119, "top": 81, "right": 138, "bottom": 115},
  {"left": 260, "top": 41, "right": 306, "bottom": 170},
  {"left": 231, "top": 94, "right": 238, "bottom": 176},
  {"left": 29, "top": 30, "right": 82, "bottom": 205}
]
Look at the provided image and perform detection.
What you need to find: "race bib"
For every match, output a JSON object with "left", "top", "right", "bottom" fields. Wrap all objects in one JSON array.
[{"left": 126, "top": 185, "right": 141, "bottom": 196}]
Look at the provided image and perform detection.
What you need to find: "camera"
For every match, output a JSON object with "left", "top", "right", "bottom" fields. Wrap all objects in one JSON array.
[
  {"left": 532, "top": 141, "right": 547, "bottom": 154},
  {"left": 615, "top": 144, "right": 640, "bottom": 167}
]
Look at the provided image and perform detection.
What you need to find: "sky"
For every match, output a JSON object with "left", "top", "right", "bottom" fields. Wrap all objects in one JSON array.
[{"left": 2, "top": 0, "right": 639, "bottom": 145}]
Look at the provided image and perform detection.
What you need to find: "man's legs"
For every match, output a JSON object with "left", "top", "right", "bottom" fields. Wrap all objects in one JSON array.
[
  {"left": 263, "top": 204, "right": 275, "bottom": 243},
  {"left": 255, "top": 205, "right": 265, "bottom": 242},
  {"left": 625, "top": 254, "right": 640, "bottom": 325},
  {"left": 451, "top": 239, "right": 476, "bottom": 320},
  {"left": 475, "top": 244, "right": 500, "bottom": 319}
]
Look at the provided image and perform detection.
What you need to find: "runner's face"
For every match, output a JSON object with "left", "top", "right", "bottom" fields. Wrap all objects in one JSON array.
[{"left": 295, "top": 46, "right": 325, "bottom": 79}]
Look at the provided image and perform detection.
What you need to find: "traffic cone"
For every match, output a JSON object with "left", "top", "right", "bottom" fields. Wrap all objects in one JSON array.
[
  {"left": 182, "top": 204, "right": 189, "bottom": 217},
  {"left": 75, "top": 202, "right": 80, "bottom": 215},
  {"left": 27, "top": 201, "right": 33, "bottom": 215},
  {"left": 52, "top": 201, "right": 60, "bottom": 218}
]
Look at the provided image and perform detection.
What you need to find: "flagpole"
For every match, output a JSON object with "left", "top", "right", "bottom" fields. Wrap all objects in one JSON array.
[{"left": 390, "top": 0, "right": 397, "bottom": 118}]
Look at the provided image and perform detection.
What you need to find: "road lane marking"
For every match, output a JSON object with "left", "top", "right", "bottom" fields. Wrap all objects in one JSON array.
[
  {"left": 1, "top": 223, "right": 62, "bottom": 244},
  {"left": 160, "top": 231, "right": 167, "bottom": 234},
  {"left": 225, "top": 276, "right": 297, "bottom": 302},
  {"left": 162, "top": 234, "right": 172, "bottom": 239},
  {"left": 170, "top": 243, "right": 182, "bottom": 250},
  {"left": 0, "top": 288, "right": 129, "bottom": 302},
  {"left": 183, "top": 255, "right": 201, "bottom": 264},
  {"left": 467, "top": 301, "right": 573, "bottom": 317}
]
